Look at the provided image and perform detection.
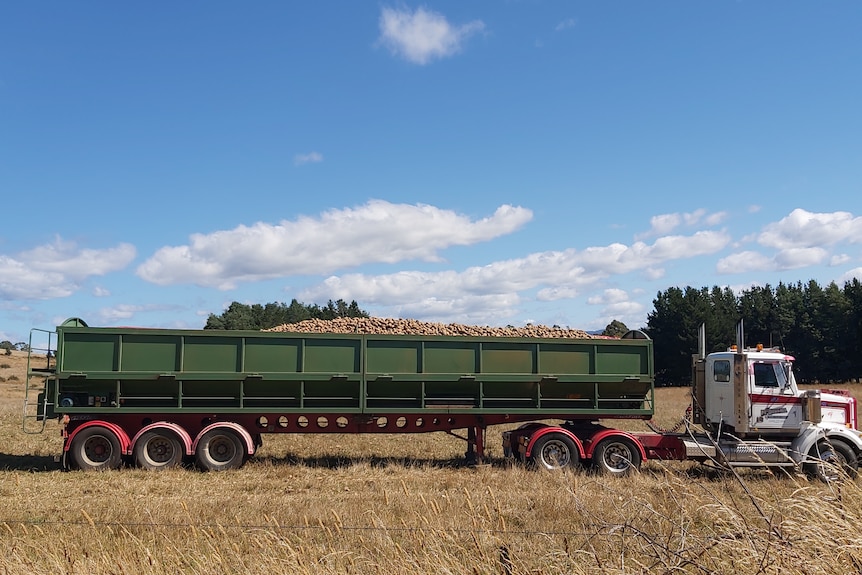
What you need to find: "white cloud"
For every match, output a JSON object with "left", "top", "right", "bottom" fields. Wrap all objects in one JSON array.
[
  {"left": 555, "top": 18, "right": 577, "bottom": 32},
  {"left": 294, "top": 152, "right": 323, "bottom": 166},
  {"left": 299, "top": 230, "right": 730, "bottom": 319},
  {"left": 136, "top": 201, "right": 533, "bottom": 289},
  {"left": 95, "top": 303, "right": 183, "bottom": 325},
  {"left": 92, "top": 286, "right": 111, "bottom": 297},
  {"left": 642, "top": 267, "right": 665, "bottom": 281},
  {"left": 536, "top": 286, "right": 578, "bottom": 301},
  {"left": 715, "top": 251, "right": 774, "bottom": 274},
  {"left": 0, "top": 239, "right": 135, "bottom": 300},
  {"left": 637, "top": 209, "right": 724, "bottom": 239},
  {"left": 704, "top": 211, "right": 727, "bottom": 226},
  {"left": 715, "top": 209, "right": 862, "bottom": 276},
  {"left": 19, "top": 239, "right": 136, "bottom": 278},
  {"left": 587, "top": 288, "right": 629, "bottom": 306},
  {"left": 838, "top": 268, "right": 862, "bottom": 284},
  {"left": 645, "top": 213, "right": 681, "bottom": 236},
  {"left": 395, "top": 293, "right": 521, "bottom": 324},
  {"left": 758, "top": 208, "right": 862, "bottom": 249},
  {"left": 585, "top": 288, "right": 645, "bottom": 329},
  {"left": 97, "top": 304, "right": 144, "bottom": 322},
  {"left": 682, "top": 208, "right": 706, "bottom": 226},
  {"left": 601, "top": 300, "right": 645, "bottom": 318},
  {"left": 773, "top": 247, "right": 828, "bottom": 270},
  {"left": 716, "top": 247, "right": 828, "bottom": 274},
  {"left": 830, "top": 254, "right": 851, "bottom": 266},
  {"left": 378, "top": 6, "right": 484, "bottom": 65}
]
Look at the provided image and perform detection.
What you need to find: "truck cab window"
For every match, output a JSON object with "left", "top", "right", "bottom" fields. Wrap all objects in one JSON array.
[{"left": 713, "top": 360, "right": 730, "bottom": 383}]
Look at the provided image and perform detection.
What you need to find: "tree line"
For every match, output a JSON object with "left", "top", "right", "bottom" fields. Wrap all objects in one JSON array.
[{"left": 646, "top": 279, "right": 862, "bottom": 386}]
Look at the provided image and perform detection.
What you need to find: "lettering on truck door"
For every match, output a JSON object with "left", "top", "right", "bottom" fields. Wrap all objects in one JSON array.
[{"left": 749, "top": 360, "right": 802, "bottom": 431}]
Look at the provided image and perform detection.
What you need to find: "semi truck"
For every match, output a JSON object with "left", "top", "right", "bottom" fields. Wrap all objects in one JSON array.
[{"left": 23, "top": 318, "right": 862, "bottom": 478}]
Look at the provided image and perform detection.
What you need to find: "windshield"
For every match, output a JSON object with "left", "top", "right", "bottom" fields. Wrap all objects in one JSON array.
[
  {"left": 780, "top": 360, "right": 798, "bottom": 394},
  {"left": 753, "top": 360, "right": 797, "bottom": 394}
]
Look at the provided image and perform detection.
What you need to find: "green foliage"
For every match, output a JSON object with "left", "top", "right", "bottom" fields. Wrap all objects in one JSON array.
[
  {"left": 647, "top": 279, "right": 862, "bottom": 385},
  {"left": 205, "top": 298, "right": 370, "bottom": 330},
  {"left": 602, "top": 320, "right": 629, "bottom": 338}
]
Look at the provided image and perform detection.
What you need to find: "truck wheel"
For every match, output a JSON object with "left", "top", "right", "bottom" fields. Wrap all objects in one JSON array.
[
  {"left": 531, "top": 434, "right": 579, "bottom": 470},
  {"left": 134, "top": 430, "right": 184, "bottom": 470},
  {"left": 70, "top": 426, "right": 123, "bottom": 471},
  {"left": 830, "top": 440, "right": 858, "bottom": 478},
  {"left": 593, "top": 437, "right": 641, "bottom": 476},
  {"left": 195, "top": 428, "right": 245, "bottom": 471},
  {"left": 804, "top": 441, "right": 841, "bottom": 482}
]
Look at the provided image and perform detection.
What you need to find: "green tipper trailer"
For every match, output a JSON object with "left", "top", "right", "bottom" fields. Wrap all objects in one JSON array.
[{"left": 26, "top": 319, "right": 654, "bottom": 472}]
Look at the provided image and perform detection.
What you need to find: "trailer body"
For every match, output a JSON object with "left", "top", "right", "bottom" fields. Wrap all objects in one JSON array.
[{"left": 26, "top": 319, "right": 653, "bottom": 470}]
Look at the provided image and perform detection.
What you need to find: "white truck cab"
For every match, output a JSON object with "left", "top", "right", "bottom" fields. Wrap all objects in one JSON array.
[
  {"left": 691, "top": 326, "right": 862, "bottom": 477},
  {"left": 701, "top": 345, "right": 857, "bottom": 434}
]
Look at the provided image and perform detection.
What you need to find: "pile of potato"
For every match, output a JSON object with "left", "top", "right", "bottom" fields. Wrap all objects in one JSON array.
[{"left": 266, "top": 317, "right": 593, "bottom": 338}]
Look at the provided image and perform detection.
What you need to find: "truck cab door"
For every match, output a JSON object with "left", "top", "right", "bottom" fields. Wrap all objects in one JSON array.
[
  {"left": 748, "top": 361, "right": 803, "bottom": 431},
  {"left": 704, "top": 356, "right": 735, "bottom": 430}
]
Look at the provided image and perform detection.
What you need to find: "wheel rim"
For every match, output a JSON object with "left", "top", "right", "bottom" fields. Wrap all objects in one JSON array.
[
  {"left": 808, "top": 443, "right": 840, "bottom": 482},
  {"left": 601, "top": 441, "right": 634, "bottom": 472},
  {"left": 208, "top": 435, "right": 238, "bottom": 463},
  {"left": 82, "top": 435, "right": 114, "bottom": 466},
  {"left": 143, "top": 435, "right": 178, "bottom": 467},
  {"left": 816, "top": 453, "right": 840, "bottom": 482},
  {"left": 539, "top": 439, "right": 572, "bottom": 468},
  {"left": 813, "top": 459, "right": 839, "bottom": 482}
]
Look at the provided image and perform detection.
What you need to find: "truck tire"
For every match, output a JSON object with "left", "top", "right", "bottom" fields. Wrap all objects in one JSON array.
[
  {"left": 134, "top": 430, "right": 184, "bottom": 470},
  {"left": 830, "top": 440, "right": 858, "bottom": 478},
  {"left": 69, "top": 426, "right": 123, "bottom": 471},
  {"left": 531, "top": 434, "right": 579, "bottom": 470},
  {"left": 592, "top": 437, "right": 641, "bottom": 476},
  {"left": 195, "top": 428, "right": 245, "bottom": 471},
  {"left": 804, "top": 441, "right": 841, "bottom": 482}
]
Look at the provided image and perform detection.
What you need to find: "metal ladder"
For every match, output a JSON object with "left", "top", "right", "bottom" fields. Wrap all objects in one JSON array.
[{"left": 23, "top": 328, "right": 56, "bottom": 434}]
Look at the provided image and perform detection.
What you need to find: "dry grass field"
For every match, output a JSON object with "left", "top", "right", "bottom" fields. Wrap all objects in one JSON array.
[{"left": 2, "top": 349, "right": 862, "bottom": 574}]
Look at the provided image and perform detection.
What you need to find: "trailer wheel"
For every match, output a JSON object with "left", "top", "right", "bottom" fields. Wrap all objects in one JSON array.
[
  {"left": 592, "top": 437, "right": 641, "bottom": 476},
  {"left": 804, "top": 441, "right": 842, "bottom": 483},
  {"left": 134, "top": 430, "right": 184, "bottom": 470},
  {"left": 69, "top": 426, "right": 123, "bottom": 471},
  {"left": 195, "top": 428, "right": 245, "bottom": 471},
  {"left": 531, "top": 434, "right": 579, "bottom": 470}
]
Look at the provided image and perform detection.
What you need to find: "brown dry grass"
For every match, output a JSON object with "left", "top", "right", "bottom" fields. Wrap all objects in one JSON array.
[{"left": 2, "top": 351, "right": 862, "bottom": 573}]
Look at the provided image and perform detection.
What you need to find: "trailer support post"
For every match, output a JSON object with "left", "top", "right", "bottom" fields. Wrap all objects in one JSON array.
[{"left": 465, "top": 425, "right": 486, "bottom": 465}]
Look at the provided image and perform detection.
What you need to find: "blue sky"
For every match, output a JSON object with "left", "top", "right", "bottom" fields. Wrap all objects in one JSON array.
[{"left": 2, "top": 2, "right": 861, "bottom": 344}]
